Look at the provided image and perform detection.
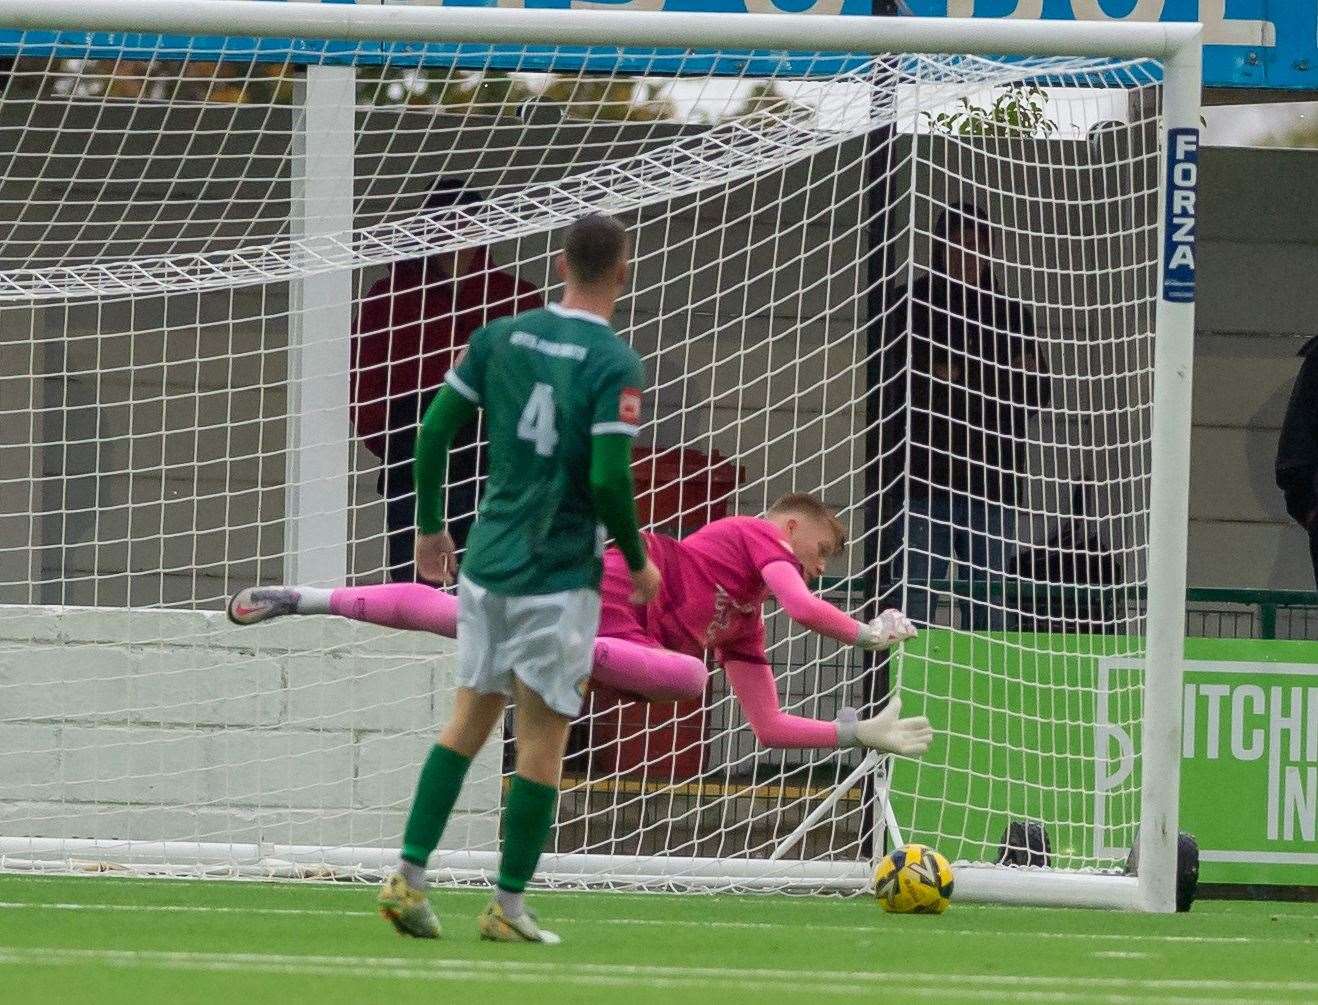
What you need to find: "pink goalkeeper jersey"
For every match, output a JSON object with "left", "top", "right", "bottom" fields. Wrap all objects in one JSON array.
[{"left": 599, "top": 516, "right": 802, "bottom": 664}]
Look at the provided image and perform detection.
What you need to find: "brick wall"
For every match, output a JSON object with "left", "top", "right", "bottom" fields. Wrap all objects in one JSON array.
[{"left": 0, "top": 605, "right": 500, "bottom": 857}]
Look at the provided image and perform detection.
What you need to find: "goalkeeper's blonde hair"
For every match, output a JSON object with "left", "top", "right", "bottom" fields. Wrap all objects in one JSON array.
[{"left": 767, "top": 493, "right": 847, "bottom": 553}]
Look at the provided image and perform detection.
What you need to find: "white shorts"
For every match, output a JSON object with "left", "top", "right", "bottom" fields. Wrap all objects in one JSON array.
[{"left": 456, "top": 574, "right": 601, "bottom": 718}]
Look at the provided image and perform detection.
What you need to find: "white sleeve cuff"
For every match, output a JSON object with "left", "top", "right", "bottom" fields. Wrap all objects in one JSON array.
[
  {"left": 591, "top": 421, "right": 639, "bottom": 437},
  {"left": 446, "top": 371, "right": 479, "bottom": 403}
]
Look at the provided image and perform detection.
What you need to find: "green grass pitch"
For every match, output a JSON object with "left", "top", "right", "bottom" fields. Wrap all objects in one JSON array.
[{"left": 0, "top": 874, "right": 1314, "bottom": 1003}]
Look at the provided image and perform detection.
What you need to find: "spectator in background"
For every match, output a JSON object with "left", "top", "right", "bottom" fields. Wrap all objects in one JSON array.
[
  {"left": 900, "top": 202, "right": 1051, "bottom": 629},
  {"left": 1275, "top": 336, "right": 1318, "bottom": 590},
  {"left": 351, "top": 177, "right": 542, "bottom": 582}
]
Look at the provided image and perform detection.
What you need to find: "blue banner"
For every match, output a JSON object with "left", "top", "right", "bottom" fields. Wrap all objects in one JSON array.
[
  {"left": 904, "top": 2, "right": 1318, "bottom": 91},
  {"left": 2, "top": 1, "right": 1316, "bottom": 88}
]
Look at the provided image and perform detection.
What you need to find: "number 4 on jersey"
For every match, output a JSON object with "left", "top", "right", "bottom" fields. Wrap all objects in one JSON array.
[{"left": 517, "top": 382, "right": 559, "bottom": 457}]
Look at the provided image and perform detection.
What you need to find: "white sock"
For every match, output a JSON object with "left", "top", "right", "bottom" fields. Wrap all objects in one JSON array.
[
  {"left": 295, "top": 587, "right": 333, "bottom": 615},
  {"left": 495, "top": 888, "right": 525, "bottom": 918},
  {"left": 399, "top": 858, "right": 428, "bottom": 891}
]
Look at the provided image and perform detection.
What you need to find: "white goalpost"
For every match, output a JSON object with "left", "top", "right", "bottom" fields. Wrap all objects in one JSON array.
[{"left": 0, "top": 1, "right": 1201, "bottom": 911}]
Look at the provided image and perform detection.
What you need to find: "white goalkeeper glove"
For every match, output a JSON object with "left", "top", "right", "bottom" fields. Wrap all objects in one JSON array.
[
  {"left": 855, "top": 609, "right": 918, "bottom": 652},
  {"left": 835, "top": 698, "right": 933, "bottom": 757}
]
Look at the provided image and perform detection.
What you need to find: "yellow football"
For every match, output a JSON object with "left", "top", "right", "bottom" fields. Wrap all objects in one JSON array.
[{"left": 873, "top": 843, "right": 954, "bottom": 914}]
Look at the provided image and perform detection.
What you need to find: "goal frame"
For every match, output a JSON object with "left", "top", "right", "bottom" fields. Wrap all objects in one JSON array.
[{"left": 0, "top": 0, "right": 1203, "bottom": 912}]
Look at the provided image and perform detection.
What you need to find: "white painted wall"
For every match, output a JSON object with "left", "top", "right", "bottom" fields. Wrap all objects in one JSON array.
[{"left": 0, "top": 606, "right": 500, "bottom": 855}]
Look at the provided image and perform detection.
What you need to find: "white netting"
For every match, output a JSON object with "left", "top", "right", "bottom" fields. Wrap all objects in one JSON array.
[{"left": 0, "top": 11, "right": 1173, "bottom": 893}]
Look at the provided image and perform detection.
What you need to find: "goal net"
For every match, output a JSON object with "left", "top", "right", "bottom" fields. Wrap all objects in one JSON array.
[{"left": 0, "top": 2, "right": 1200, "bottom": 908}]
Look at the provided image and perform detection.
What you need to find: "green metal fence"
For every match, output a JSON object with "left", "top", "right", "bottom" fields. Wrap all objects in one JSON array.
[
  {"left": 870, "top": 580, "right": 1318, "bottom": 642},
  {"left": 1185, "top": 588, "right": 1318, "bottom": 641}
]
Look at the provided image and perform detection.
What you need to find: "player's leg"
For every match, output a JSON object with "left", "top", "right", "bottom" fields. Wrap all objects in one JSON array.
[
  {"left": 231, "top": 578, "right": 705, "bottom": 701},
  {"left": 228, "top": 581, "right": 458, "bottom": 636},
  {"left": 383, "top": 488, "right": 420, "bottom": 584},
  {"left": 477, "top": 679, "right": 572, "bottom": 945},
  {"left": 380, "top": 429, "right": 424, "bottom": 584},
  {"left": 592, "top": 635, "right": 707, "bottom": 701},
  {"left": 378, "top": 577, "right": 506, "bottom": 938},
  {"left": 904, "top": 493, "right": 953, "bottom": 628},
  {"left": 477, "top": 587, "right": 596, "bottom": 945},
  {"left": 594, "top": 556, "right": 707, "bottom": 700},
  {"left": 966, "top": 498, "right": 1016, "bottom": 631},
  {"left": 379, "top": 686, "right": 504, "bottom": 938}
]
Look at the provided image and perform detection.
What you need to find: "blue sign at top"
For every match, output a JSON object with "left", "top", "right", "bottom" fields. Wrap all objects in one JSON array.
[
  {"left": 448, "top": 0, "right": 1317, "bottom": 89},
  {"left": 903, "top": 2, "right": 1318, "bottom": 91},
  {"left": 1, "top": 1, "right": 1315, "bottom": 89}
]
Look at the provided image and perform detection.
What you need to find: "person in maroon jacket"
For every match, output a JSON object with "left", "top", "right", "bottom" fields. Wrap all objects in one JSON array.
[{"left": 352, "top": 178, "right": 542, "bottom": 582}]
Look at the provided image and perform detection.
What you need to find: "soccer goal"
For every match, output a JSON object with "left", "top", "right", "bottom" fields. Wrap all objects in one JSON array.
[{"left": 0, "top": 1, "right": 1201, "bottom": 911}]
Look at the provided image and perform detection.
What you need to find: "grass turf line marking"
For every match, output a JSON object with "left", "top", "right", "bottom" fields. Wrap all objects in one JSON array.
[
  {"left": 586, "top": 917, "right": 1300, "bottom": 945},
  {"left": 0, "top": 900, "right": 1309, "bottom": 947},
  {"left": 1093, "top": 951, "right": 1157, "bottom": 960},
  {"left": 0, "top": 953, "right": 1312, "bottom": 1001},
  {"left": 0, "top": 956, "right": 1223, "bottom": 1004},
  {"left": 0, "top": 878, "right": 1310, "bottom": 920},
  {"left": 0, "top": 947, "right": 1286, "bottom": 1004},
  {"left": 0, "top": 900, "right": 376, "bottom": 918}
]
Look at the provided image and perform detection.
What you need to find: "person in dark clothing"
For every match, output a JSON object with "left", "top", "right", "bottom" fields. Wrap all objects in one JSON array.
[
  {"left": 899, "top": 202, "right": 1052, "bottom": 629},
  {"left": 1275, "top": 335, "right": 1318, "bottom": 590},
  {"left": 351, "top": 178, "right": 542, "bottom": 582}
]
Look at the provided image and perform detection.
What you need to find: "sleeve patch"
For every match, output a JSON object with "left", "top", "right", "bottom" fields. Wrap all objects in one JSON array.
[{"left": 619, "top": 387, "right": 642, "bottom": 424}]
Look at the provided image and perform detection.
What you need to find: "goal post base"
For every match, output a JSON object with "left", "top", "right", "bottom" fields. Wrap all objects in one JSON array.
[
  {"left": 0, "top": 837, "right": 870, "bottom": 893},
  {"left": 950, "top": 866, "right": 1142, "bottom": 910},
  {"left": 0, "top": 836, "right": 1142, "bottom": 908}
]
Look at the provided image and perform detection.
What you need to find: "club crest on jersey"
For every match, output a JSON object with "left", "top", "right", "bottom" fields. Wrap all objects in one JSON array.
[
  {"left": 619, "top": 388, "right": 642, "bottom": 424},
  {"left": 705, "top": 585, "right": 755, "bottom": 648}
]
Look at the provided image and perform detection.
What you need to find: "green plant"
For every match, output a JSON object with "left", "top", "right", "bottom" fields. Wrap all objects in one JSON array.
[{"left": 925, "top": 83, "right": 1058, "bottom": 138}]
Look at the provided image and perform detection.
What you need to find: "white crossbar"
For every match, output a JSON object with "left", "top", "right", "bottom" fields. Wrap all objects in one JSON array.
[{"left": 0, "top": 1, "right": 1199, "bottom": 60}]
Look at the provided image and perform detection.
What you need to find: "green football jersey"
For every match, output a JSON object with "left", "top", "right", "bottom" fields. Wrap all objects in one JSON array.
[{"left": 445, "top": 303, "right": 645, "bottom": 596}]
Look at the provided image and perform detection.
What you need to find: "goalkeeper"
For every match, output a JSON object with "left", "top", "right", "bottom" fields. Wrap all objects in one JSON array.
[
  {"left": 231, "top": 493, "right": 931, "bottom": 756},
  {"left": 594, "top": 493, "right": 929, "bottom": 752}
]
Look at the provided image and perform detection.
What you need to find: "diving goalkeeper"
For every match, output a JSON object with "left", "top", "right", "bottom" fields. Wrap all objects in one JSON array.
[{"left": 230, "top": 492, "right": 931, "bottom": 756}]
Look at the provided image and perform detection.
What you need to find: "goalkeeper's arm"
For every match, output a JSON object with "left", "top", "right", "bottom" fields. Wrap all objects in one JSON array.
[
  {"left": 719, "top": 651, "right": 933, "bottom": 756},
  {"left": 760, "top": 561, "right": 918, "bottom": 651}
]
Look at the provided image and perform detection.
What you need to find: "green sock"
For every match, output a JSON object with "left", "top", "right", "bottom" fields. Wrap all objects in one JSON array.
[
  {"left": 400, "top": 744, "right": 472, "bottom": 867},
  {"left": 497, "top": 775, "right": 558, "bottom": 894}
]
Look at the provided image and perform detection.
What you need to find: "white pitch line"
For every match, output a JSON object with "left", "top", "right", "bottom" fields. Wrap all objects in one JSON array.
[
  {"left": 0, "top": 952, "right": 1204, "bottom": 1004},
  {"left": 0, "top": 900, "right": 1307, "bottom": 947},
  {"left": 590, "top": 917, "right": 1289, "bottom": 946},
  {"left": 0, "top": 901, "right": 378, "bottom": 918},
  {"left": 0, "top": 946, "right": 1291, "bottom": 1004},
  {"left": 1093, "top": 951, "right": 1156, "bottom": 960}
]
